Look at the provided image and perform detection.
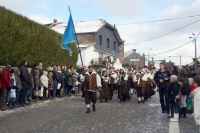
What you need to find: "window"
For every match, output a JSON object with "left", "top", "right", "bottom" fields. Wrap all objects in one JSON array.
[
  {"left": 99, "top": 35, "right": 102, "bottom": 45},
  {"left": 113, "top": 41, "right": 116, "bottom": 50},
  {"left": 107, "top": 38, "right": 110, "bottom": 48}
]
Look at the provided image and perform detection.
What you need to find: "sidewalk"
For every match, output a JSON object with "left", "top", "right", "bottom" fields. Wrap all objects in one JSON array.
[{"left": 0, "top": 98, "right": 63, "bottom": 117}]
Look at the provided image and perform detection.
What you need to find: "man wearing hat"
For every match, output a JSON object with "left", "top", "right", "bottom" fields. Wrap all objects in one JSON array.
[{"left": 84, "top": 65, "right": 101, "bottom": 113}]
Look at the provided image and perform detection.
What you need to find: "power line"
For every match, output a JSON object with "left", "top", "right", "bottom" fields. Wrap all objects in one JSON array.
[
  {"left": 150, "top": 33, "right": 200, "bottom": 55},
  {"left": 125, "top": 18, "right": 200, "bottom": 45},
  {"left": 151, "top": 40, "right": 193, "bottom": 55},
  {"left": 117, "top": 14, "right": 200, "bottom": 25}
]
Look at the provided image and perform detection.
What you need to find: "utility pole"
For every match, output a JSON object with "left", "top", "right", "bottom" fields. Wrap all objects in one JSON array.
[
  {"left": 189, "top": 33, "right": 199, "bottom": 68},
  {"left": 194, "top": 38, "right": 197, "bottom": 67}
]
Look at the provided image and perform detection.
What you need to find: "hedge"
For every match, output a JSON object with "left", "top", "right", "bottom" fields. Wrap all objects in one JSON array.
[{"left": 0, "top": 6, "right": 78, "bottom": 68}]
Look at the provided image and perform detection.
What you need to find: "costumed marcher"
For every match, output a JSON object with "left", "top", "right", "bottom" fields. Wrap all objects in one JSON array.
[
  {"left": 134, "top": 70, "right": 145, "bottom": 103},
  {"left": 99, "top": 69, "right": 111, "bottom": 102},
  {"left": 117, "top": 68, "right": 131, "bottom": 102},
  {"left": 84, "top": 66, "right": 101, "bottom": 113},
  {"left": 146, "top": 69, "right": 156, "bottom": 99},
  {"left": 127, "top": 71, "right": 135, "bottom": 95}
]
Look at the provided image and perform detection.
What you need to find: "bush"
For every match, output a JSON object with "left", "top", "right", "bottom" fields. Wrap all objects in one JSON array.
[{"left": 0, "top": 6, "right": 78, "bottom": 68}]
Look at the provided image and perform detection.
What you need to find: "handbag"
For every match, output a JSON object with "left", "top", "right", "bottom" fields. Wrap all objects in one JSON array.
[
  {"left": 10, "top": 88, "right": 16, "bottom": 98},
  {"left": 34, "top": 89, "right": 39, "bottom": 97}
]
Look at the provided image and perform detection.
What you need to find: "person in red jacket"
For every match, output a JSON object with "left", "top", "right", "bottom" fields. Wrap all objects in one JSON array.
[{"left": 0, "top": 65, "right": 11, "bottom": 110}]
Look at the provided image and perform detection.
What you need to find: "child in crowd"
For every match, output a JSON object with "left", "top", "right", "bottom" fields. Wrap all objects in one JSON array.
[{"left": 9, "top": 69, "right": 16, "bottom": 107}]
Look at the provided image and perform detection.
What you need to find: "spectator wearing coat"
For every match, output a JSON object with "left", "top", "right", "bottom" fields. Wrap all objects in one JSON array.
[
  {"left": 154, "top": 63, "right": 171, "bottom": 114},
  {"left": 32, "top": 64, "right": 40, "bottom": 100},
  {"left": 19, "top": 60, "right": 31, "bottom": 106},
  {"left": 0, "top": 64, "right": 11, "bottom": 110},
  {"left": 27, "top": 67, "right": 34, "bottom": 102},
  {"left": 178, "top": 68, "right": 190, "bottom": 118},
  {"left": 14, "top": 69, "right": 22, "bottom": 105},
  {"left": 40, "top": 71, "right": 49, "bottom": 99},
  {"left": 52, "top": 66, "right": 59, "bottom": 98},
  {"left": 193, "top": 76, "right": 200, "bottom": 132},
  {"left": 168, "top": 75, "right": 180, "bottom": 119}
]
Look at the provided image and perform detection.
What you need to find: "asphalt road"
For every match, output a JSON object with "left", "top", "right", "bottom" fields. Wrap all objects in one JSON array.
[{"left": 0, "top": 93, "right": 198, "bottom": 133}]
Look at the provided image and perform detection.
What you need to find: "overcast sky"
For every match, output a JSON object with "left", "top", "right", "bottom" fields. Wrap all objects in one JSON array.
[{"left": 0, "top": 0, "right": 200, "bottom": 65}]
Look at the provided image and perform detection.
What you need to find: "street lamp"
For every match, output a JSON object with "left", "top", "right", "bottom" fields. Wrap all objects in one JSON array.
[{"left": 189, "top": 33, "right": 199, "bottom": 68}]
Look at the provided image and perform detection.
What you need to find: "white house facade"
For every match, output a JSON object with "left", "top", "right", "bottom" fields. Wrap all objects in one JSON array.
[{"left": 46, "top": 19, "right": 124, "bottom": 66}]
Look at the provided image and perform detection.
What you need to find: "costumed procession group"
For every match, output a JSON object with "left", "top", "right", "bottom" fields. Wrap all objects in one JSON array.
[
  {"left": 80, "top": 65, "right": 156, "bottom": 113},
  {"left": 3, "top": 60, "right": 200, "bottom": 131}
]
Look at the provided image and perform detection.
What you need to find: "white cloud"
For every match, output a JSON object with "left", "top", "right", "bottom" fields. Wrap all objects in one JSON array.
[
  {"left": 0, "top": 0, "right": 33, "bottom": 10},
  {"left": 118, "top": 0, "right": 200, "bottom": 65},
  {"left": 91, "top": 0, "right": 144, "bottom": 17}
]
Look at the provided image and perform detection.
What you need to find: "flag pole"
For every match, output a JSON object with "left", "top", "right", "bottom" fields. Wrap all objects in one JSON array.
[{"left": 68, "top": 6, "right": 84, "bottom": 67}]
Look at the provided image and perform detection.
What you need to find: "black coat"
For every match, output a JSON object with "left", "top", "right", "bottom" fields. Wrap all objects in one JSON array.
[
  {"left": 19, "top": 65, "right": 32, "bottom": 89},
  {"left": 178, "top": 76, "right": 190, "bottom": 95},
  {"left": 169, "top": 82, "right": 180, "bottom": 103},
  {"left": 154, "top": 70, "right": 171, "bottom": 89}
]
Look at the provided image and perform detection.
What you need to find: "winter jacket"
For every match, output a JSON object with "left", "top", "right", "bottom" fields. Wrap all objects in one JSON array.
[
  {"left": 40, "top": 71, "right": 49, "bottom": 88},
  {"left": 32, "top": 69, "right": 40, "bottom": 88},
  {"left": 52, "top": 70, "right": 59, "bottom": 82},
  {"left": 0, "top": 68, "right": 11, "bottom": 88},
  {"left": 57, "top": 71, "right": 64, "bottom": 84},
  {"left": 190, "top": 83, "right": 197, "bottom": 92},
  {"left": 169, "top": 82, "right": 180, "bottom": 103},
  {"left": 194, "top": 87, "right": 200, "bottom": 125},
  {"left": 19, "top": 65, "right": 31, "bottom": 89},
  {"left": 10, "top": 73, "right": 16, "bottom": 87},
  {"left": 15, "top": 73, "right": 22, "bottom": 89},
  {"left": 72, "top": 73, "right": 78, "bottom": 86},
  {"left": 178, "top": 76, "right": 190, "bottom": 95},
  {"left": 154, "top": 70, "right": 171, "bottom": 89},
  {"left": 48, "top": 71, "right": 54, "bottom": 87}
]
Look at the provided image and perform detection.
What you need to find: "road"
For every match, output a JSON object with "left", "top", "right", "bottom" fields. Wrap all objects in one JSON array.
[{"left": 0, "top": 93, "right": 198, "bottom": 133}]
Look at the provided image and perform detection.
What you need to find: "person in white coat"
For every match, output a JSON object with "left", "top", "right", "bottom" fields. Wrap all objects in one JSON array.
[
  {"left": 40, "top": 71, "right": 49, "bottom": 99},
  {"left": 193, "top": 76, "right": 200, "bottom": 132}
]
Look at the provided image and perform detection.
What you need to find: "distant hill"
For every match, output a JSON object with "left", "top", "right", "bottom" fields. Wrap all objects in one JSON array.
[{"left": 0, "top": 6, "right": 78, "bottom": 67}]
